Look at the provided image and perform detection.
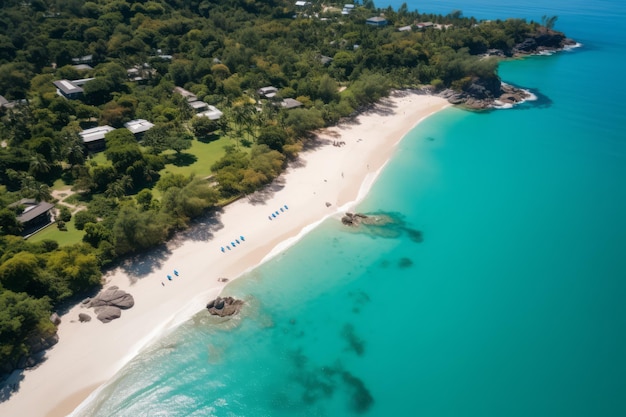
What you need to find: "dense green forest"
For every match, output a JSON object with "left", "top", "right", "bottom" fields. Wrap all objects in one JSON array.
[{"left": 0, "top": 0, "right": 561, "bottom": 373}]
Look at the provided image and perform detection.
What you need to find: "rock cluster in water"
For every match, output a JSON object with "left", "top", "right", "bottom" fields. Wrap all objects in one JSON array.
[
  {"left": 341, "top": 212, "right": 390, "bottom": 227},
  {"left": 206, "top": 296, "right": 244, "bottom": 317},
  {"left": 83, "top": 286, "right": 135, "bottom": 323}
]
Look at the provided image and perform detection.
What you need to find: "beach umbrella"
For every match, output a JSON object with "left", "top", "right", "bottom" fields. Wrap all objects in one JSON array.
[
  {"left": 284, "top": 204, "right": 288, "bottom": 210},
  {"left": 231, "top": 242, "right": 236, "bottom": 247},
  {"left": 280, "top": 207, "right": 284, "bottom": 212},
  {"left": 240, "top": 235, "right": 245, "bottom": 241},
  {"left": 268, "top": 216, "right": 272, "bottom": 220},
  {"left": 235, "top": 239, "right": 240, "bottom": 244},
  {"left": 227, "top": 246, "right": 231, "bottom": 250},
  {"left": 167, "top": 275, "right": 172, "bottom": 281},
  {"left": 221, "top": 247, "right": 225, "bottom": 252},
  {"left": 174, "top": 270, "right": 179, "bottom": 276},
  {"left": 275, "top": 211, "right": 279, "bottom": 215},
  {"left": 272, "top": 213, "right": 276, "bottom": 218}
]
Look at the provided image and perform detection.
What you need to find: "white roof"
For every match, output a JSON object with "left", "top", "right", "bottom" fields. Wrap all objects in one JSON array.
[
  {"left": 197, "top": 105, "right": 223, "bottom": 120},
  {"left": 190, "top": 101, "right": 209, "bottom": 110},
  {"left": 124, "top": 119, "right": 155, "bottom": 134},
  {"left": 79, "top": 126, "right": 115, "bottom": 143}
]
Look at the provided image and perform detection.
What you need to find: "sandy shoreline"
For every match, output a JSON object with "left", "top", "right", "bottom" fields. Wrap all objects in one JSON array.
[{"left": 0, "top": 91, "right": 449, "bottom": 417}]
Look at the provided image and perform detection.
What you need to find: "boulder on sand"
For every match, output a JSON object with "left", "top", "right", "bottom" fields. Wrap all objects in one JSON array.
[
  {"left": 78, "top": 313, "right": 92, "bottom": 323},
  {"left": 95, "top": 306, "right": 122, "bottom": 323},
  {"left": 88, "top": 287, "right": 135, "bottom": 309}
]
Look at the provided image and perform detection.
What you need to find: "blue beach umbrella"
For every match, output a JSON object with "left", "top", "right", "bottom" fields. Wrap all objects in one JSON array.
[
  {"left": 284, "top": 204, "right": 288, "bottom": 210},
  {"left": 235, "top": 239, "right": 240, "bottom": 244},
  {"left": 231, "top": 242, "right": 236, "bottom": 247},
  {"left": 174, "top": 270, "right": 179, "bottom": 276},
  {"left": 280, "top": 207, "right": 284, "bottom": 212},
  {"left": 240, "top": 235, "right": 245, "bottom": 241},
  {"left": 227, "top": 246, "right": 231, "bottom": 250},
  {"left": 272, "top": 213, "right": 276, "bottom": 218},
  {"left": 275, "top": 211, "right": 279, "bottom": 215},
  {"left": 167, "top": 275, "right": 172, "bottom": 281},
  {"left": 221, "top": 247, "right": 225, "bottom": 252}
]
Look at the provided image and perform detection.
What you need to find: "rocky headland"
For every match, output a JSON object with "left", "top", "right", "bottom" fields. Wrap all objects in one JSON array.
[{"left": 437, "top": 30, "right": 577, "bottom": 110}]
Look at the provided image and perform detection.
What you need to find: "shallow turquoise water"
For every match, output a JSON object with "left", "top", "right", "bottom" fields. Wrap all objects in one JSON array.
[{"left": 78, "top": 1, "right": 626, "bottom": 416}]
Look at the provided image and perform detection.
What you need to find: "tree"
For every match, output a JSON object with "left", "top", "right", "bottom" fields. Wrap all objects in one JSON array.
[
  {"left": 191, "top": 116, "right": 220, "bottom": 140},
  {"left": 541, "top": 15, "right": 558, "bottom": 30},
  {"left": 257, "top": 125, "right": 288, "bottom": 151},
  {"left": 0, "top": 209, "right": 23, "bottom": 236},
  {"left": 74, "top": 211, "right": 98, "bottom": 231}
]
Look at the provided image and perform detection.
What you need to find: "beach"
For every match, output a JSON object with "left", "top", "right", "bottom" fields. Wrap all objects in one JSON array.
[{"left": 0, "top": 91, "right": 449, "bottom": 417}]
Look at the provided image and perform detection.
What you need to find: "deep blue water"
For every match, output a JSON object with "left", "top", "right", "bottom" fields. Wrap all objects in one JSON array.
[{"left": 76, "top": 1, "right": 626, "bottom": 416}]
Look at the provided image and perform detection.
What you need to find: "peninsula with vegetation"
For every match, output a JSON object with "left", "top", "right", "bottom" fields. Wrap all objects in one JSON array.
[{"left": 0, "top": 1, "right": 572, "bottom": 412}]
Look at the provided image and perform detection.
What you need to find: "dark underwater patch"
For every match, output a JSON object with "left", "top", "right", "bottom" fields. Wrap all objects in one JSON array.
[
  {"left": 341, "top": 370, "right": 374, "bottom": 413},
  {"left": 398, "top": 257, "right": 414, "bottom": 269},
  {"left": 341, "top": 324, "right": 365, "bottom": 356},
  {"left": 342, "top": 211, "right": 424, "bottom": 244}
]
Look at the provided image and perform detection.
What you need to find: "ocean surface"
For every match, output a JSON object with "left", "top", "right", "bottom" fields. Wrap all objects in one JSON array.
[{"left": 75, "top": 1, "right": 626, "bottom": 416}]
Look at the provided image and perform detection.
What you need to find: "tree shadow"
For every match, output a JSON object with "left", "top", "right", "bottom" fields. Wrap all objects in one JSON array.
[
  {"left": 197, "top": 133, "right": 221, "bottom": 144},
  {"left": 0, "top": 369, "right": 25, "bottom": 403},
  {"left": 166, "top": 152, "right": 197, "bottom": 167}
]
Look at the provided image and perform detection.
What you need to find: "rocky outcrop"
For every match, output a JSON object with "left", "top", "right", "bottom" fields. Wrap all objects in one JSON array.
[
  {"left": 439, "top": 78, "right": 531, "bottom": 110},
  {"left": 88, "top": 287, "right": 134, "bottom": 310},
  {"left": 206, "top": 296, "right": 244, "bottom": 317},
  {"left": 95, "top": 306, "right": 122, "bottom": 323},
  {"left": 50, "top": 312, "right": 61, "bottom": 326},
  {"left": 342, "top": 212, "right": 369, "bottom": 227},
  {"left": 514, "top": 31, "right": 576, "bottom": 55},
  {"left": 85, "top": 286, "right": 135, "bottom": 323}
]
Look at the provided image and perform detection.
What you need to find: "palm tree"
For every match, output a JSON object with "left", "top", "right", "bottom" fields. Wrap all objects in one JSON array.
[{"left": 29, "top": 153, "right": 51, "bottom": 176}]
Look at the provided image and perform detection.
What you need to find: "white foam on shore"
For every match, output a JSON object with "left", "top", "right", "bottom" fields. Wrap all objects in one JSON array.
[
  {"left": 495, "top": 84, "right": 537, "bottom": 109},
  {"left": 564, "top": 42, "right": 583, "bottom": 51}
]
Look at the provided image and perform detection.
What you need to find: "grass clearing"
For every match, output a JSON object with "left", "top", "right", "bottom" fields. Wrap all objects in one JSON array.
[{"left": 28, "top": 218, "right": 84, "bottom": 246}]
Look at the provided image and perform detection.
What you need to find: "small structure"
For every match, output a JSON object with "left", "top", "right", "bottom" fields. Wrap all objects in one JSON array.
[
  {"left": 124, "top": 119, "right": 154, "bottom": 138},
  {"left": 398, "top": 25, "right": 412, "bottom": 32},
  {"left": 0, "top": 95, "right": 9, "bottom": 107},
  {"left": 53, "top": 79, "right": 83, "bottom": 100},
  {"left": 320, "top": 55, "right": 333, "bottom": 65},
  {"left": 295, "top": 1, "right": 310, "bottom": 6},
  {"left": 342, "top": 4, "right": 355, "bottom": 15},
  {"left": 197, "top": 105, "right": 223, "bottom": 120},
  {"left": 72, "top": 64, "right": 93, "bottom": 71},
  {"left": 127, "top": 63, "right": 156, "bottom": 83},
  {"left": 10, "top": 199, "right": 55, "bottom": 236},
  {"left": 79, "top": 125, "right": 115, "bottom": 152},
  {"left": 257, "top": 86, "right": 278, "bottom": 98},
  {"left": 72, "top": 54, "right": 93, "bottom": 65},
  {"left": 416, "top": 22, "right": 434, "bottom": 29},
  {"left": 281, "top": 98, "right": 303, "bottom": 109},
  {"left": 366, "top": 16, "right": 387, "bottom": 27},
  {"left": 173, "top": 86, "right": 198, "bottom": 102}
]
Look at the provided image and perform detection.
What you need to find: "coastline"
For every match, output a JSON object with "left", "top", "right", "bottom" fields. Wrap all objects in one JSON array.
[{"left": 0, "top": 91, "right": 450, "bottom": 417}]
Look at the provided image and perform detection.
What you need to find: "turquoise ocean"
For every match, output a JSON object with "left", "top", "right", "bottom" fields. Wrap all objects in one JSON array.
[{"left": 76, "top": 1, "right": 626, "bottom": 416}]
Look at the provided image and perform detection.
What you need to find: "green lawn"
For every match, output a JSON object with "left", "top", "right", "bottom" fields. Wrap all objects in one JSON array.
[
  {"left": 160, "top": 136, "right": 234, "bottom": 178},
  {"left": 28, "top": 217, "right": 84, "bottom": 246}
]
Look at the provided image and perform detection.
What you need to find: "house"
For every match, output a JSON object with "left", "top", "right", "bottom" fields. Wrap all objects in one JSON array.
[
  {"left": 79, "top": 125, "right": 115, "bottom": 152},
  {"left": 295, "top": 1, "right": 310, "bottom": 6},
  {"left": 72, "top": 64, "right": 93, "bottom": 71},
  {"left": 398, "top": 25, "right": 412, "bottom": 32},
  {"left": 281, "top": 98, "right": 303, "bottom": 109},
  {"left": 10, "top": 199, "right": 55, "bottom": 236},
  {"left": 53, "top": 78, "right": 94, "bottom": 100},
  {"left": 127, "top": 63, "right": 156, "bottom": 83},
  {"left": 124, "top": 119, "right": 154, "bottom": 139},
  {"left": 0, "top": 95, "right": 9, "bottom": 107},
  {"left": 173, "top": 86, "right": 198, "bottom": 102},
  {"left": 366, "top": 16, "right": 387, "bottom": 27},
  {"left": 416, "top": 22, "right": 434, "bottom": 29},
  {"left": 342, "top": 4, "right": 354, "bottom": 15},
  {"left": 72, "top": 54, "right": 93, "bottom": 65},
  {"left": 53, "top": 79, "right": 83, "bottom": 99},
  {"left": 320, "top": 55, "right": 333, "bottom": 65},
  {"left": 197, "top": 105, "right": 224, "bottom": 120},
  {"left": 258, "top": 86, "right": 278, "bottom": 98}
]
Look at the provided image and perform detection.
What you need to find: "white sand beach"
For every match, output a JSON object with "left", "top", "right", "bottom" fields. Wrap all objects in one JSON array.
[{"left": 0, "top": 91, "right": 449, "bottom": 417}]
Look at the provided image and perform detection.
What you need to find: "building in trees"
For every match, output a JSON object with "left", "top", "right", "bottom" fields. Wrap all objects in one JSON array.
[
  {"left": 257, "top": 86, "right": 278, "bottom": 98},
  {"left": 53, "top": 78, "right": 95, "bottom": 100},
  {"left": 124, "top": 119, "right": 155, "bottom": 139},
  {"left": 366, "top": 16, "right": 388, "bottom": 27},
  {"left": 9, "top": 199, "right": 55, "bottom": 236},
  {"left": 281, "top": 98, "right": 303, "bottom": 109},
  {"left": 79, "top": 125, "right": 116, "bottom": 152}
]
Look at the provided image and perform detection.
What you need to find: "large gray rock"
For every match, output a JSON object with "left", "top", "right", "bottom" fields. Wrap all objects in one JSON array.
[
  {"left": 89, "top": 287, "right": 135, "bottom": 309},
  {"left": 78, "top": 313, "right": 92, "bottom": 322},
  {"left": 95, "top": 306, "right": 122, "bottom": 323},
  {"left": 206, "top": 296, "right": 244, "bottom": 317}
]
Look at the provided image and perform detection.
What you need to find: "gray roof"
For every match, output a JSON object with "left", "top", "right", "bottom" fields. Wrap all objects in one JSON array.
[
  {"left": 0, "top": 95, "right": 8, "bottom": 106},
  {"left": 189, "top": 100, "right": 209, "bottom": 110},
  {"left": 173, "top": 86, "right": 197, "bottom": 101},
  {"left": 10, "top": 199, "right": 55, "bottom": 223},
  {"left": 80, "top": 125, "right": 116, "bottom": 143},
  {"left": 197, "top": 105, "right": 223, "bottom": 120},
  {"left": 124, "top": 119, "right": 155, "bottom": 134},
  {"left": 53, "top": 79, "right": 83, "bottom": 95},
  {"left": 367, "top": 16, "right": 387, "bottom": 23},
  {"left": 281, "top": 98, "right": 303, "bottom": 109},
  {"left": 72, "top": 64, "right": 93, "bottom": 71}
]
